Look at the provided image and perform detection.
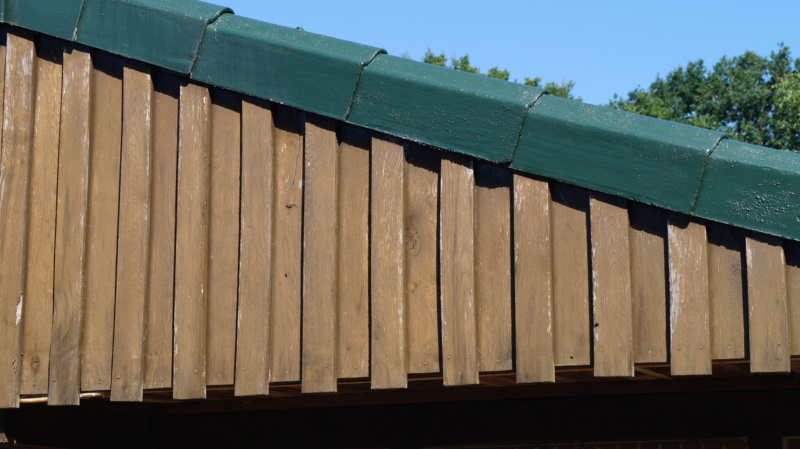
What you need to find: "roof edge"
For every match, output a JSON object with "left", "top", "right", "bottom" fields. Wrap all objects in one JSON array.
[{"left": 5, "top": 0, "right": 800, "bottom": 242}]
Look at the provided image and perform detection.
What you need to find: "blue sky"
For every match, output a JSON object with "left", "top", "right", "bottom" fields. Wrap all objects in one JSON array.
[{"left": 219, "top": 0, "right": 800, "bottom": 106}]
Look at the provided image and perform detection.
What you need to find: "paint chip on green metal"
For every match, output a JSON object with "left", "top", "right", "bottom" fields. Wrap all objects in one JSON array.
[
  {"left": 693, "top": 139, "right": 800, "bottom": 241},
  {"left": 193, "top": 14, "right": 385, "bottom": 120},
  {"left": 4, "top": 0, "right": 84, "bottom": 41},
  {"left": 348, "top": 54, "right": 545, "bottom": 163},
  {"left": 512, "top": 95, "right": 726, "bottom": 214},
  {"left": 76, "top": 0, "right": 232, "bottom": 74}
]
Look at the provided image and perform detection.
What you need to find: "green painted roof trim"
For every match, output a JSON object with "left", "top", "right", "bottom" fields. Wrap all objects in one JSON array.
[
  {"left": 349, "top": 54, "right": 545, "bottom": 162},
  {"left": 693, "top": 139, "right": 800, "bottom": 240},
  {"left": 76, "top": 0, "right": 231, "bottom": 74},
  {"left": 193, "top": 14, "right": 384, "bottom": 120},
  {"left": 512, "top": 95, "right": 727, "bottom": 214},
  {"left": 4, "top": 0, "right": 84, "bottom": 41},
  {"left": 3, "top": 0, "right": 800, "bottom": 242}
]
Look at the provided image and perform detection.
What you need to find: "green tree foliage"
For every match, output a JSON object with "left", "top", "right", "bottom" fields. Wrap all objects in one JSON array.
[
  {"left": 422, "top": 49, "right": 580, "bottom": 101},
  {"left": 608, "top": 44, "right": 800, "bottom": 151}
]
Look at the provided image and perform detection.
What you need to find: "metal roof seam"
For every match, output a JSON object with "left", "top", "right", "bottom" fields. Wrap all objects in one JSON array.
[
  {"left": 689, "top": 134, "right": 730, "bottom": 216},
  {"left": 343, "top": 48, "right": 388, "bottom": 123},
  {"left": 187, "top": 8, "right": 236, "bottom": 77},
  {"left": 71, "top": 0, "right": 88, "bottom": 41},
  {"left": 506, "top": 90, "right": 550, "bottom": 165}
]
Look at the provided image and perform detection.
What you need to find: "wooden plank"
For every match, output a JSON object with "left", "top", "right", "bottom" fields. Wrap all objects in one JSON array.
[
  {"left": 143, "top": 69, "right": 179, "bottom": 390},
  {"left": 746, "top": 235, "right": 790, "bottom": 373},
  {"left": 207, "top": 88, "right": 241, "bottom": 386},
  {"left": 20, "top": 35, "right": 61, "bottom": 396},
  {"left": 513, "top": 174, "right": 554, "bottom": 383},
  {"left": 474, "top": 163, "right": 513, "bottom": 373},
  {"left": 440, "top": 154, "right": 478, "bottom": 386},
  {"left": 337, "top": 124, "right": 370, "bottom": 379},
  {"left": 550, "top": 182, "right": 591, "bottom": 366},
  {"left": 49, "top": 44, "right": 92, "bottom": 406},
  {"left": 667, "top": 217, "right": 711, "bottom": 376},
  {"left": 80, "top": 49, "right": 123, "bottom": 392},
  {"left": 173, "top": 81, "right": 211, "bottom": 400},
  {"left": 0, "top": 31, "right": 35, "bottom": 408},
  {"left": 707, "top": 223, "right": 746, "bottom": 360},
  {"left": 404, "top": 143, "right": 440, "bottom": 374},
  {"left": 301, "top": 114, "right": 339, "bottom": 393},
  {"left": 110, "top": 62, "right": 153, "bottom": 402},
  {"left": 627, "top": 202, "right": 667, "bottom": 364},
  {"left": 235, "top": 97, "right": 273, "bottom": 396},
  {"left": 589, "top": 194, "right": 633, "bottom": 377},
  {"left": 786, "top": 241, "right": 800, "bottom": 356},
  {"left": 370, "top": 135, "right": 406, "bottom": 389},
  {"left": 270, "top": 104, "right": 304, "bottom": 383}
]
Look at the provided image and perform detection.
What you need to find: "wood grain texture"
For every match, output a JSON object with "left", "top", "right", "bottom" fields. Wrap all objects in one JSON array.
[
  {"left": 627, "top": 203, "right": 667, "bottom": 364},
  {"left": 786, "top": 241, "right": 800, "bottom": 356},
  {"left": 746, "top": 236, "right": 790, "bottom": 373},
  {"left": 20, "top": 35, "right": 61, "bottom": 396},
  {"left": 474, "top": 163, "right": 513, "bottom": 373},
  {"left": 301, "top": 114, "right": 338, "bottom": 393},
  {"left": 80, "top": 49, "right": 123, "bottom": 392},
  {"left": 440, "top": 154, "right": 478, "bottom": 386},
  {"left": 207, "top": 88, "right": 241, "bottom": 387},
  {"left": 370, "top": 136, "right": 407, "bottom": 389},
  {"left": 173, "top": 81, "right": 211, "bottom": 400},
  {"left": 404, "top": 143, "right": 440, "bottom": 374},
  {"left": 270, "top": 104, "right": 304, "bottom": 383},
  {"left": 589, "top": 194, "right": 633, "bottom": 377},
  {"left": 707, "top": 223, "right": 746, "bottom": 360},
  {"left": 143, "top": 69, "right": 179, "bottom": 390},
  {"left": 550, "top": 182, "right": 591, "bottom": 366},
  {"left": 0, "top": 31, "right": 35, "bottom": 408},
  {"left": 513, "top": 174, "right": 554, "bottom": 383},
  {"left": 110, "top": 62, "right": 153, "bottom": 402},
  {"left": 50, "top": 44, "right": 92, "bottom": 406},
  {"left": 337, "top": 124, "right": 370, "bottom": 379},
  {"left": 235, "top": 97, "right": 273, "bottom": 396},
  {"left": 668, "top": 217, "right": 711, "bottom": 376}
]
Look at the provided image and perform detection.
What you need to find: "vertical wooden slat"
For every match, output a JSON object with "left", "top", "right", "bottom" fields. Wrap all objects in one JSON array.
[
  {"left": 371, "top": 136, "right": 406, "bottom": 389},
  {"left": 475, "top": 163, "right": 513, "bottom": 373},
  {"left": 207, "top": 88, "right": 241, "bottom": 386},
  {"left": 270, "top": 104, "right": 303, "bottom": 383},
  {"left": 785, "top": 242, "right": 800, "bottom": 356},
  {"left": 707, "top": 223, "right": 746, "bottom": 360},
  {"left": 110, "top": 62, "right": 153, "bottom": 402},
  {"left": 80, "top": 50, "right": 123, "bottom": 392},
  {"left": 337, "top": 124, "right": 370, "bottom": 379},
  {"left": 668, "top": 217, "right": 711, "bottom": 376},
  {"left": 628, "top": 203, "right": 667, "bottom": 364},
  {"left": 301, "top": 114, "right": 338, "bottom": 393},
  {"left": 550, "top": 182, "right": 591, "bottom": 366},
  {"left": 513, "top": 174, "right": 554, "bottom": 383},
  {"left": 440, "top": 154, "right": 478, "bottom": 386},
  {"left": 173, "top": 81, "right": 211, "bottom": 400},
  {"left": 404, "top": 143, "right": 440, "bottom": 374},
  {"left": 235, "top": 97, "right": 273, "bottom": 396},
  {"left": 20, "top": 35, "right": 61, "bottom": 396},
  {"left": 590, "top": 194, "right": 633, "bottom": 377},
  {"left": 0, "top": 31, "right": 35, "bottom": 408},
  {"left": 50, "top": 44, "right": 92, "bottom": 406},
  {"left": 746, "top": 236, "right": 790, "bottom": 373},
  {"left": 143, "top": 69, "right": 179, "bottom": 390}
]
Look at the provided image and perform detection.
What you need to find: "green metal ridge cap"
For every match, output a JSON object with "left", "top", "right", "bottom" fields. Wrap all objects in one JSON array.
[
  {"left": 192, "top": 14, "right": 384, "bottom": 120},
  {"left": 348, "top": 53, "right": 546, "bottom": 163},
  {"left": 4, "top": 0, "right": 84, "bottom": 41},
  {"left": 75, "top": 0, "right": 232, "bottom": 74},
  {"left": 693, "top": 139, "right": 800, "bottom": 241},
  {"left": 512, "top": 95, "right": 726, "bottom": 214}
]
